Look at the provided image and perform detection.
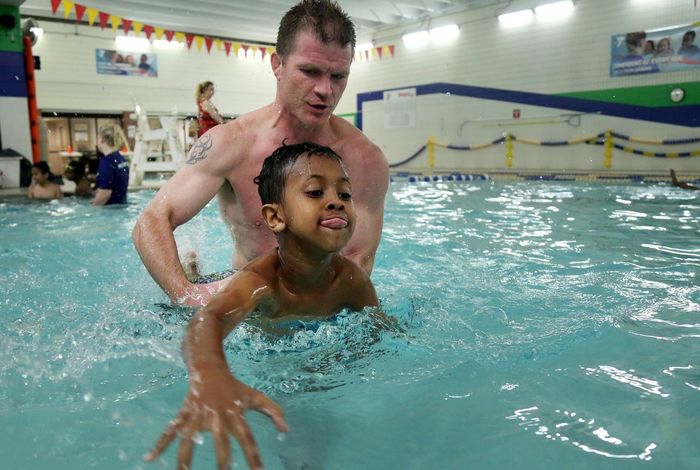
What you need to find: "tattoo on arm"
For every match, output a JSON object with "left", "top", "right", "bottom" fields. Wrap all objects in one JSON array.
[{"left": 186, "top": 134, "right": 213, "bottom": 165}]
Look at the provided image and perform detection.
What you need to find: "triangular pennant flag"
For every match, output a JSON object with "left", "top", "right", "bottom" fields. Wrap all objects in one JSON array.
[
  {"left": 51, "top": 0, "right": 62, "bottom": 14},
  {"left": 233, "top": 43, "right": 241, "bottom": 57},
  {"left": 165, "top": 30, "right": 175, "bottom": 42},
  {"left": 74, "top": 4, "right": 86, "bottom": 22},
  {"left": 121, "top": 18, "right": 132, "bottom": 35},
  {"left": 376, "top": 46, "right": 383, "bottom": 60},
  {"left": 110, "top": 15, "right": 121, "bottom": 33},
  {"left": 63, "top": 0, "right": 74, "bottom": 19},
  {"left": 143, "top": 24, "right": 154, "bottom": 39},
  {"left": 224, "top": 41, "right": 232, "bottom": 56},
  {"left": 260, "top": 47, "right": 267, "bottom": 60},
  {"left": 86, "top": 7, "right": 98, "bottom": 26},
  {"left": 214, "top": 38, "right": 222, "bottom": 51},
  {"left": 98, "top": 11, "right": 109, "bottom": 29},
  {"left": 195, "top": 36, "right": 204, "bottom": 51},
  {"left": 251, "top": 46, "right": 259, "bottom": 58},
  {"left": 388, "top": 45, "right": 395, "bottom": 58},
  {"left": 185, "top": 33, "right": 194, "bottom": 48},
  {"left": 154, "top": 27, "right": 164, "bottom": 40},
  {"left": 364, "top": 50, "right": 369, "bottom": 60},
  {"left": 133, "top": 21, "right": 143, "bottom": 37},
  {"left": 204, "top": 37, "right": 214, "bottom": 53},
  {"left": 175, "top": 32, "right": 186, "bottom": 44},
  {"left": 241, "top": 44, "right": 250, "bottom": 58}
]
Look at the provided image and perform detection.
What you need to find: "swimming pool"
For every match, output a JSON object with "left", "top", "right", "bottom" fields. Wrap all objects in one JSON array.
[{"left": 1, "top": 181, "right": 698, "bottom": 469}]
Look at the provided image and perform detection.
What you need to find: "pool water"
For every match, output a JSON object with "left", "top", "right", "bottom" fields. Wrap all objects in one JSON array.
[{"left": 1, "top": 181, "right": 698, "bottom": 469}]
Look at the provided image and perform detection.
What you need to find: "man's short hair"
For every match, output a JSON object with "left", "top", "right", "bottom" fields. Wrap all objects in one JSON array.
[
  {"left": 276, "top": 0, "right": 356, "bottom": 59},
  {"left": 255, "top": 141, "right": 343, "bottom": 205}
]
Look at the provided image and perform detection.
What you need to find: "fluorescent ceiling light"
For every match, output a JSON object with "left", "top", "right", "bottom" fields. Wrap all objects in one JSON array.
[
  {"left": 498, "top": 9, "right": 534, "bottom": 27},
  {"left": 535, "top": 1, "right": 575, "bottom": 20},
  {"left": 402, "top": 30, "right": 430, "bottom": 47},
  {"left": 429, "top": 24, "right": 459, "bottom": 42},
  {"left": 115, "top": 36, "right": 150, "bottom": 52},
  {"left": 153, "top": 39, "right": 185, "bottom": 50}
]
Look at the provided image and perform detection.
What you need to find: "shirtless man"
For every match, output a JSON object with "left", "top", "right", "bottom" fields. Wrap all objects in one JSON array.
[{"left": 132, "top": 0, "right": 388, "bottom": 307}]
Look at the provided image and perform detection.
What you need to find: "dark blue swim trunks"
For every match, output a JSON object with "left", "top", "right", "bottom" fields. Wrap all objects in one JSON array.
[{"left": 193, "top": 269, "right": 236, "bottom": 284}]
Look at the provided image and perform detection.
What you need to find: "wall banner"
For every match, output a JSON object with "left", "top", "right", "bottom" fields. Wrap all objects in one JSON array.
[
  {"left": 610, "top": 24, "right": 700, "bottom": 77},
  {"left": 96, "top": 49, "right": 158, "bottom": 77},
  {"left": 383, "top": 88, "right": 416, "bottom": 129}
]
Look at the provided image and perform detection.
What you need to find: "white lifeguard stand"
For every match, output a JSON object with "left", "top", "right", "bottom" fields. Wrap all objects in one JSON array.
[{"left": 129, "top": 98, "right": 186, "bottom": 188}]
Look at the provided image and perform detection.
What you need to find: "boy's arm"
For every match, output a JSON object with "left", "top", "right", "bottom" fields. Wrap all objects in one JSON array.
[{"left": 145, "top": 271, "right": 289, "bottom": 468}]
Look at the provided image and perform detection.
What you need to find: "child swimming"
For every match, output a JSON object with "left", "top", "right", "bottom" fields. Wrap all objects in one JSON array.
[{"left": 145, "top": 142, "right": 380, "bottom": 468}]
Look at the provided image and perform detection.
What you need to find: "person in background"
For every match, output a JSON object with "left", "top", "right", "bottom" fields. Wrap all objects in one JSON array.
[
  {"left": 643, "top": 39, "right": 655, "bottom": 57},
  {"left": 195, "top": 81, "right": 224, "bottom": 138},
  {"left": 144, "top": 142, "right": 381, "bottom": 469},
  {"left": 678, "top": 30, "right": 700, "bottom": 58},
  {"left": 654, "top": 37, "right": 674, "bottom": 58},
  {"left": 27, "top": 161, "right": 63, "bottom": 200},
  {"left": 132, "top": 0, "right": 388, "bottom": 307},
  {"left": 64, "top": 160, "right": 94, "bottom": 198},
  {"left": 92, "top": 126, "right": 129, "bottom": 206},
  {"left": 138, "top": 54, "right": 152, "bottom": 75},
  {"left": 670, "top": 169, "right": 700, "bottom": 190}
]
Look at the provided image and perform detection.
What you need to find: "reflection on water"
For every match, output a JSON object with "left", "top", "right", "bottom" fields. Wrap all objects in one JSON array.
[{"left": 0, "top": 182, "right": 699, "bottom": 469}]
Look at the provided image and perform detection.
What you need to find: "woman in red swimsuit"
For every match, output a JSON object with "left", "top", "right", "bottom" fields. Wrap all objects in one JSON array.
[{"left": 195, "top": 81, "right": 224, "bottom": 138}]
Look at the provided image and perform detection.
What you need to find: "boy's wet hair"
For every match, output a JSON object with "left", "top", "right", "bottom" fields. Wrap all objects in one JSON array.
[
  {"left": 32, "top": 161, "right": 51, "bottom": 175},
  {"left": 64, "top": 160, "right": 86, "bottom": 178},
  {"left": 254, "top": 141, "right": 343, "bottom": 205},
  {"left": 276, "top": 0, "right": 355, "bottom": 59}
]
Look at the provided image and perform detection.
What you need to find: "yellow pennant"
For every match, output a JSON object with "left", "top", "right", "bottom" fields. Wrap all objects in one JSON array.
[
  {"left": 214, "top": 38, "right": 223, "bottom": 51},
  {"left": 133, "top": 21, "right": 143, "bottom": 37},
  {"left": 195, "top": 36, "right": 204, "bottom": 50},
  {"left": 155, "top": 27, "right": 164, "bottom": 40},
  {"left": 86, "top": 7, "right": 98, "bottom": 26},
  {"left": 63, "top": 0, "right": 75, "bottom": 18},
  {"left": 175, "top": 32, "right": 186, "bottom": 44},
  {"left": 110, "top": 15, "right": 121, "bottom": 33}
]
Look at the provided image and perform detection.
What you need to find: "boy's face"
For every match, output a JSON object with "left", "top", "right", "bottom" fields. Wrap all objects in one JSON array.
[
  {"left": 277, "top": 154, "right": 356, "bottom": 253},
  {"left": 31, "top": 168, "right": 48, "bottom": 184}
]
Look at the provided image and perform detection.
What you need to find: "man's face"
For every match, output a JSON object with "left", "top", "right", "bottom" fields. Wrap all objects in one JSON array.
[
  {"left": 31, "top": 168, "right": 47, "bottom": 184},
  {"left": 273, "top": 30, "right": 353, "bottom": 128}
]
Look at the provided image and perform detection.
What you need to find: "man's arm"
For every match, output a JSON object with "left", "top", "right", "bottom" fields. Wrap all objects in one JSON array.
[
  {"left": 344, "top": 144, "right": 389, "bottom": 274},
  {"left": 144, "top": 271, "right": 288, "bottom": 469},
  {"left": 132, "top": 131, "right": 230, "bottom": 305},
  {"left": 91, "top": 188, "right": 111, "bottom": 205}
]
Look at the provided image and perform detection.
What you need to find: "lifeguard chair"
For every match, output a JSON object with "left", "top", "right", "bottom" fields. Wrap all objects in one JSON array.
[{"left": 129, "top": 98, "right": 185, "bottom": 188}]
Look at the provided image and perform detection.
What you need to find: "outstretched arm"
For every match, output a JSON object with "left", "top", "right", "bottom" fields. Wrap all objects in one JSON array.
[
  {"left": 145, "top": 271, "right": 289, "bottom": 468},
  {"left": 132, "top": 132, "right": 230, "bottom": 305}
]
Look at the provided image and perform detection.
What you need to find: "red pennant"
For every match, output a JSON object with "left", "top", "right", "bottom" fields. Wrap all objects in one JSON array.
[
  {"left": 50, "top": 0, "right": 61, "bottom": 14},
  {"left": 364, "top": 50, "right": 369, "bottom": 60},
  {"left": 224, "top": 41, "right": 232, "bottom": 56},
  {"left": 121, "top": 18, "right": 132, "bottom": 35},
  {"left": 98, "top": 12, "right": 109, "bottom": 30},
  {"left": 204, "top": 37, "right": 213, "bottom": 52},
  {"left": 241, "top": 44, "right": 249, "bottom": 57},
  {"left": 388, "top": 45, "right": 395, "bottom": 58},
  {"left": 74, "top": 4, "right": 86, "bottom": 22},
  {"left": 165, "top": 30, "right": 175, "bottom": 42},
  {"left": 184, "top": 33, "right": 194, "bottom": 48},
  {"left": 260, "top": 47, "right": 267, "bottom": 60},
  {"left": 143, "top": 24, "right": 154, "bottom": 40},
  {"left": 376, "top": 47, "right": 383, "bottom": 60}
]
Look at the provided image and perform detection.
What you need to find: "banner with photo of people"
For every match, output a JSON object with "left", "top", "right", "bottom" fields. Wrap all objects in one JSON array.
[
  {"left": 610, "top": 23, "right": 700, "bottom": 77},
  {"left": 96, "top": 49, "right": 158, "bottom": 77}
]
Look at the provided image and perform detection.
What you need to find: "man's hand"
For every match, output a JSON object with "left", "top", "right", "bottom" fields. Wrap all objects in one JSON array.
[{"left": 144, "top": 371, "right": 289, "bottom": 469}]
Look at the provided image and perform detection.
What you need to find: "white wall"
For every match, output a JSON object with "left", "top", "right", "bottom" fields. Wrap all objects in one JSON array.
[{"left": 29, "top": 0, "right": 700, "bottom": 174}]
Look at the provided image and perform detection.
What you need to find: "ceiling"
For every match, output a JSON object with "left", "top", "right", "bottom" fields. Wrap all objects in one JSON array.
[{"left": 19, "top": 0, "right": 506, "bottom": 45}]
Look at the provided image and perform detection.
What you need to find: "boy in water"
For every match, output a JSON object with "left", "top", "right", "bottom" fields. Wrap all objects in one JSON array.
[
  {"left": 145, "top": 142, "right": 379, "bottom": 469},
  {"left": 27, "top": 162, "right": 63, "bottom": 200}
]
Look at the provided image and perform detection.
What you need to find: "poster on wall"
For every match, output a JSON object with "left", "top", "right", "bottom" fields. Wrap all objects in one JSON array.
[
  {"left": 610, "top": 24, "right": 700, "bottom": 77},
  {"left": 96, "top": 49, "right": 158, "bottom": 77},
  {"left": 383, "top": 88, "right": 416, "bottom": 129}
]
